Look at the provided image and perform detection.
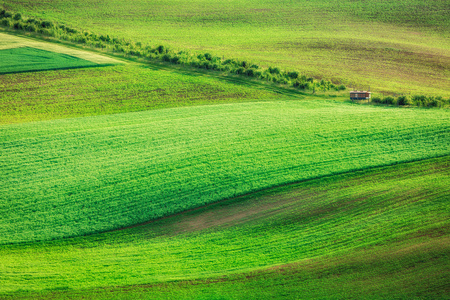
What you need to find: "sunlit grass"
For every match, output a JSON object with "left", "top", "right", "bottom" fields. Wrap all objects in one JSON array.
[
  {"left": 1, "top": 101, "right": 449, "bottom": 243},
  {"left": 0, "top": 156, "right": 448, "bottom": 298}
]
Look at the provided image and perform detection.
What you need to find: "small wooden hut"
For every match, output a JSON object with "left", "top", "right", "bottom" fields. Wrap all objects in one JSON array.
[{"left": 350, "top": 91, "right": 371, "bottom": 101}]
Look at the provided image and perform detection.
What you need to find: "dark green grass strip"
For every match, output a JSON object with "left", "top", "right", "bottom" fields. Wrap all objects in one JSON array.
[{"left": 0, "top": 47, "right": 107, "bottom": 74}]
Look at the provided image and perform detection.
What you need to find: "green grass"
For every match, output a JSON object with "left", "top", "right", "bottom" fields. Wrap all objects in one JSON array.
[
  {"left": 1, "top": 100, "right": 449, "bottom": 244},
  {"left": 0, "top": 156, "right": 448, "bottom": 298},
  {"left": 0, "top": 46, "right": 105, "bottom": 74},
  {"left": 0, "top": 63, "right": 285, "bottom": 124},
  {"left": 1, "top": 0, "right": 449, "bottom": 96},
  {"left": 0, "top": 2, "right": 449, "bottom": 297}
]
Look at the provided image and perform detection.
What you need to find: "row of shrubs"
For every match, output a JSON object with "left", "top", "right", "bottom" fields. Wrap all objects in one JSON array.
[
  {"left": 371, "top": 95, "right": 450, "bottom": 108},
  {"left": 0, "top": 8, "right": 344, "bottom": 92}
]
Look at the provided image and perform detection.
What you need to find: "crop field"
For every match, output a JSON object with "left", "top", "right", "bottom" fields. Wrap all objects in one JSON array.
[
  {"left": 1, "top": 0, "right": 449, "bottom": 96},
  {"left": 2, "top": 100, "right": 449, "bottom": 244},
  {"left": 1, "top": 157, "right": 449, "bottom": 298},
  {"left": 1, "top": 0, "right": 449, "bottom": 299}
]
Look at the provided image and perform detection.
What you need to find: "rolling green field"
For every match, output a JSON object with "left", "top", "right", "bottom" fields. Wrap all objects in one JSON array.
[
  {"left": 1, "top": 0, "right": 449, "bottom": 96},
  {"left": 1, "top": 157, "right": 449, "bottom": 298},
  {"left": 1, "top": 0, "right": 450, "bottom": 299},
  {"left": 2, "top": 100, "right": 449, "bottom": 244}
]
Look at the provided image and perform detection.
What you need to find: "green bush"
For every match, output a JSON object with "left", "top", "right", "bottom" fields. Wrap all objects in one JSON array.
[
  {"left": 268, "top": 67, "right": 280, "bottom": 74},
  {"left": 13, "top": 13, "right": 21, "bottom": 21},
  {"left": 114, "top": 44, "right": 125, "bottom": 53},
  {"left": 372, "top": 97, "right": 381, "bottom": 103},
  {"left": 245, "top": 68, "right": 257, "bottom": 77},
  {"left": 204, "top": 53, "right": 212, "bottom": 61},
  {"left": 288, "top": 71, "right": 299, "bottom": 79},
  {"left": 66, "top": 27, "right": 77, "bottom": 34},
  {"left": 412, "top": 95, "right": 426, "bottom": 107},
  {"left": 382, "top": 96, "right": 395, "bottom": 105},
  {"left": 427, "top": 97, "right": 439, "bottom": 108},
  {"left": 40, "top": 20, "right": 53, "bottom": 28},
  {"left": 171, "top": 55, "right": 180, "bottom": 64},
  {"left": 294, "top": 81, "right": 310, "bottom": 90},
  {"left": 279, "top": 78, "right": 289, "bottom": 84},
  {"left": 13, "top": 21, "right": 24, "bottom": 30},
  {"left": 234, "top": 67, "right": 245, "bottom": 74},
  {"left": 396, "top": 96, "right": 409, "bottom": 106},
  {"left": 222, "top": 59, "right": 232, "bottom": 65},
  {"left": 24, "top": 23, "right": 36, "bottom": 32},
  {"left": 157, "top": 45, "right": 165, "bottom": 54},
  {"left": 1, "top": 18, "right": 10, "bottom": 27},
  {"left": 200, "top": 61, "right": 211, "bottom": 69},
  {"left": 37, "top": 27, "right": 50, "bottom": 35},
  {"left": 0, "top": 10, "right": 12, "bottom": 19},
  {"left": 161, "top": 54, "right": 171, "bottom": 62}
]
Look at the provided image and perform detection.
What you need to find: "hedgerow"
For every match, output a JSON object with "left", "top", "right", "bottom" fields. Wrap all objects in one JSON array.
[
  {"left": 370, "top": 94, "right": 449, "bottom": 108},
  {"left": 0, "top": 8, "right": 341, "bottom": 92}
]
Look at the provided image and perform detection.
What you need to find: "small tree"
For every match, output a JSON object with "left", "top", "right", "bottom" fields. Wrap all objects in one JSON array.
[
  {"left": 156, "top": 45, "right": 165, "bottom": 54},
  {"left": 204, "top": 53, "right": 212, "bottom": 61}
]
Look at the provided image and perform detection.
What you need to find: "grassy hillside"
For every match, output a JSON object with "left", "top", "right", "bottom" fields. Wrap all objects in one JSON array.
[
  {"left": 1, "top": 0, "right": 449, "bottom": 95},
  {"left": 1, "top": 101, "right": 449, "bottom": 243},
  {"left": 1, "top": 2, "right": 449, "bottom": 298},
  {"left": 0, "top": 62, "right": 283, "bottom": 124},
  {"left": 1, "top": 156, "right": 448, "bottom": 298}
]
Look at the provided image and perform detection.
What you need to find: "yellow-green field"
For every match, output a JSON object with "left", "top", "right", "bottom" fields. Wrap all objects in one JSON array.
[{"left": 1, "top": 0, "right": 449, "bottom": 96}]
